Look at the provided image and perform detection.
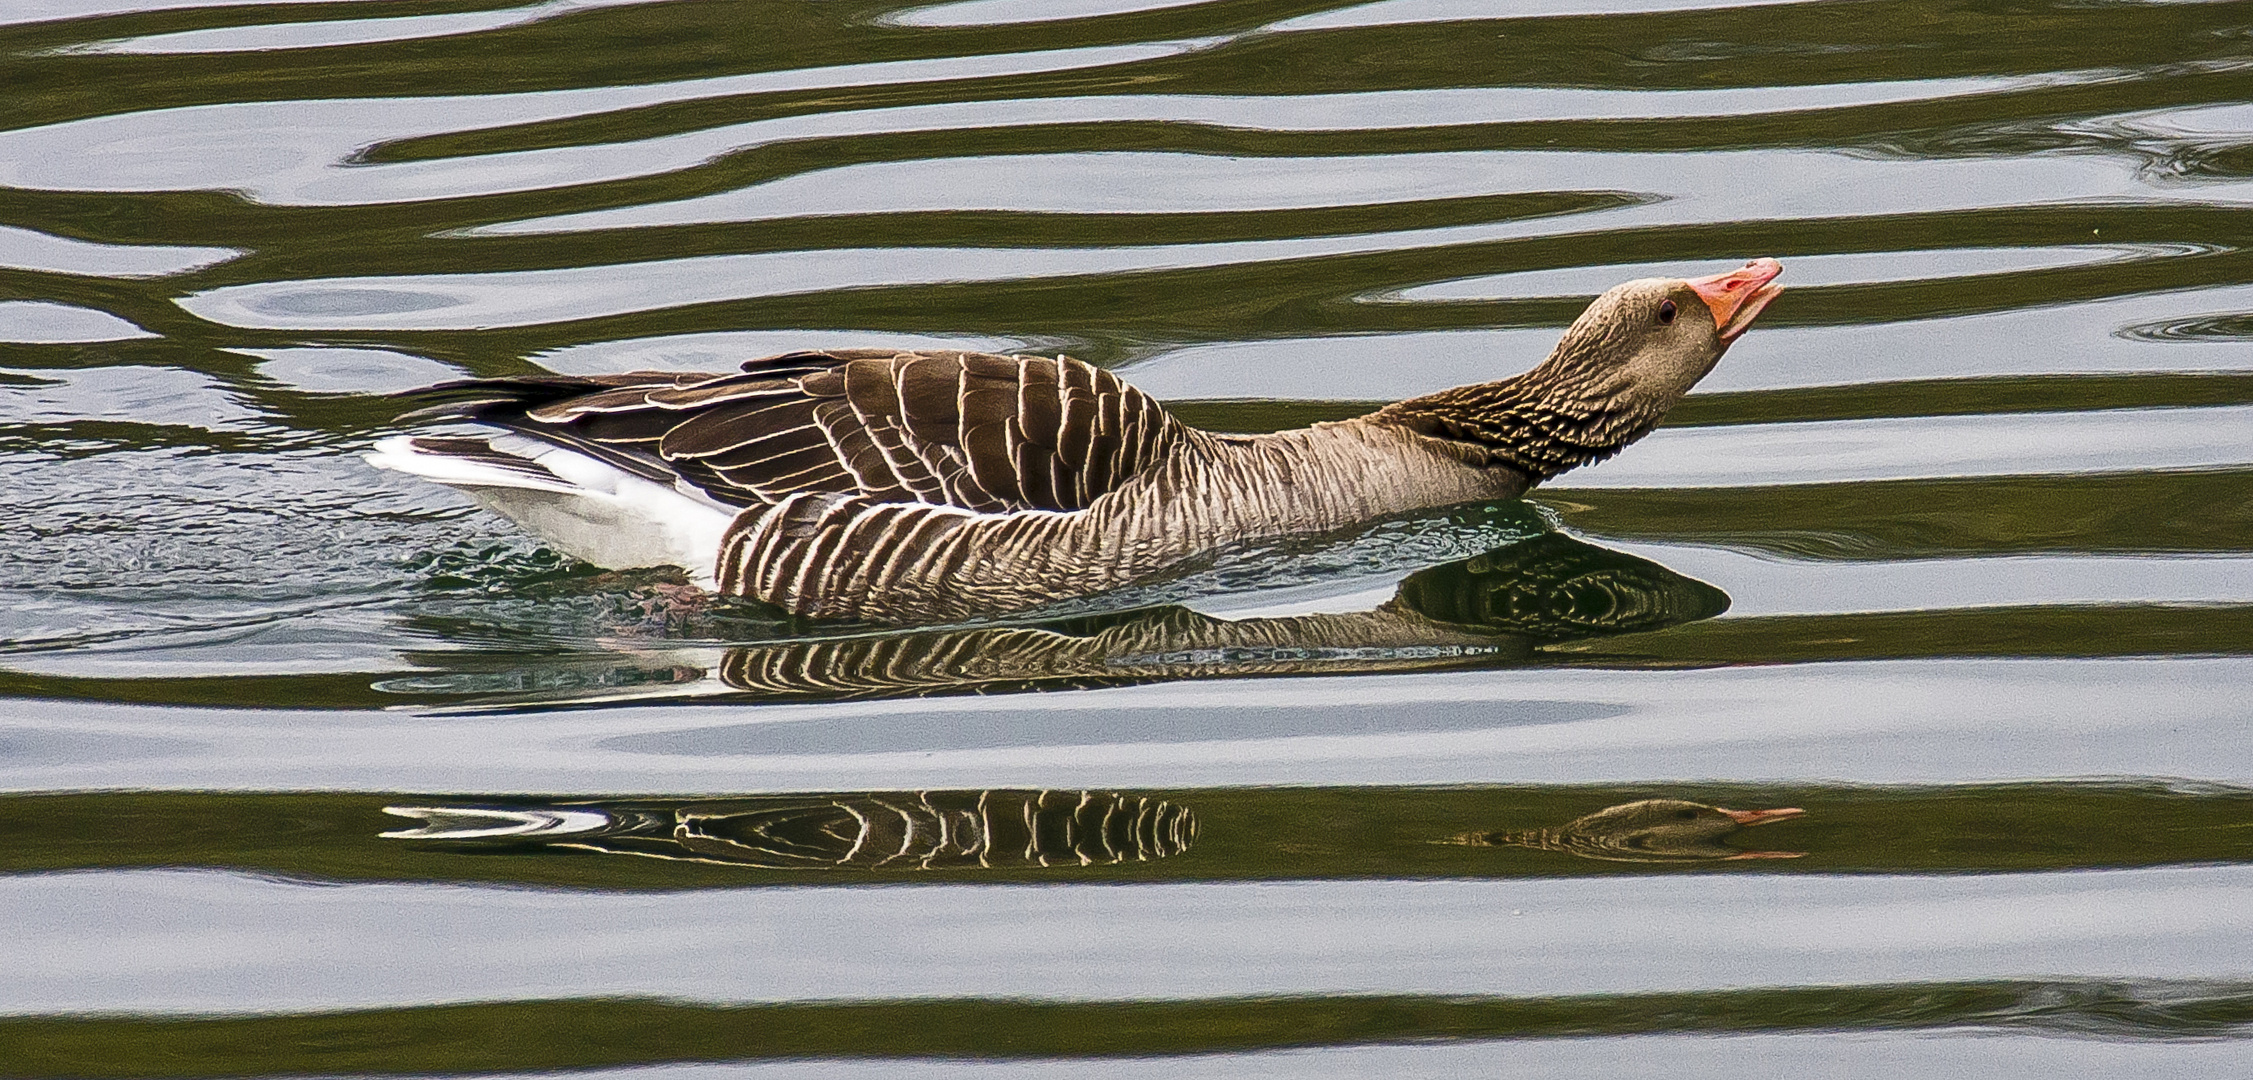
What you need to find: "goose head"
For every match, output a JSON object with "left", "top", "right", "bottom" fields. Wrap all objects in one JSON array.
[
  {"left": 1548, "top": 258, "right": 1785, "bottom": 413},
  {"left": 1372, "top": 258, "right": 1783, "bottom": 479},
  {"left": 1453, "top": 797, "right": 1805, "bottom": 863},
  {"left": 1524, "top": 258, "right": 1785, "bottom": 433},
  {"left": 1553, "top": 798, "right": 1804, "bottom": 861}
]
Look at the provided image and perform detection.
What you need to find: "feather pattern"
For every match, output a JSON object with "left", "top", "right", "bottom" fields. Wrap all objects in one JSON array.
[{"left": 406, "top": 349, "right": 1186, "bottom": 516}]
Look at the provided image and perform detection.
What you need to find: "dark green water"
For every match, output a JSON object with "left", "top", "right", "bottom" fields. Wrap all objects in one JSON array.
[{"left": 4, "top": 0, "right": 2253, "bottom": 1076}]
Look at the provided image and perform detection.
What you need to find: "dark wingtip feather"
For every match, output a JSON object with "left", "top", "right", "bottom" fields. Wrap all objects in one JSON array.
[
  {"left": 404, "top": 436, "right": 568, "bottom": 485},
  {"left": 387, "top": 375, "right": 645, "bottom": 424},
  {"left": 385, "top": 374, "right": 706, "bottom": 491}
]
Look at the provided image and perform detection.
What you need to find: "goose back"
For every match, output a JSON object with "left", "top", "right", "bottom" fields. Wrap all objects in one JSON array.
[{"left": 402, "top": 349, "right": 1189, "bottom": 514}]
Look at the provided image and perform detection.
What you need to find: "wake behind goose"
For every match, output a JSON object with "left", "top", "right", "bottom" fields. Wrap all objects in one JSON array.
[{"left": 369, "top": 260, "right": 1782, "bottom": 623}]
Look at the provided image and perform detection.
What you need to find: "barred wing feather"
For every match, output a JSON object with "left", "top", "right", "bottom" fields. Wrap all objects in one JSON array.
[{"left": 408, "top": 349, "right": 1187, "bottom": 514}]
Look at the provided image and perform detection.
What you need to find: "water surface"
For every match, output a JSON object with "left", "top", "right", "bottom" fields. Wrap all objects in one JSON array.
[{"left": 4, "top": 0, "right": 2252, "bottom": 1075}]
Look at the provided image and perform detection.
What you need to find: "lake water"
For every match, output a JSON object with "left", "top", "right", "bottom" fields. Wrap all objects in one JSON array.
[{"left": 4, "top": 0, "right": 2253, "bottom": 1075}]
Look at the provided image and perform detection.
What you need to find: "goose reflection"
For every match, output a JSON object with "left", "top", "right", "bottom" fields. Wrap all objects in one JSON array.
[
  {"left": 382, "top": 789, "right": 1195, "bottom": 870},
  {"left": 1450, "top": 799, "right": 1806, "bottom": 863},
  {"left": 711, "top": 531, "right": 1729, "bottom": 701}
]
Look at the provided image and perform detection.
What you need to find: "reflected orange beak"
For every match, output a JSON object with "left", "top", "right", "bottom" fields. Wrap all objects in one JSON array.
[
  {"left": 1718, "top": 806, "right": 1804, "bottom": 827},
  {"left": 1686, "top": 258, "right": 1784, "bottom": 343}
]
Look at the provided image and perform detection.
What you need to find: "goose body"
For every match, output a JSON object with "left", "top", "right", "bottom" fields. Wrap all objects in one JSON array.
[{"left": 371, "top": 260, "right": 1782, "bottom": 623}]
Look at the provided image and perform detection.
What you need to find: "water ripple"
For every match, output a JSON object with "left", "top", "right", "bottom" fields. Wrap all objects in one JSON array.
[
  {"left": 0, "top": 40, "right": 1216, "bottom": 201},
  {"left": 63, "top": 0, "right": 662, "bottom": 54}
]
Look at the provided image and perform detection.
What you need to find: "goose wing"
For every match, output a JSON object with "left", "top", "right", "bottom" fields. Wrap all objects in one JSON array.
[{"left": 401, "top": 349, "right": 1191, "bottom": 513}]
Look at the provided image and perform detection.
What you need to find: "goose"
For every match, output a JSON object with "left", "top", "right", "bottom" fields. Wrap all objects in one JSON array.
[
  {"left": 1450, "top": 798, "right": 1806, "bottom": 863},
  {"left": 368, "top": 258, "right": 1782, "bottom": 624}
]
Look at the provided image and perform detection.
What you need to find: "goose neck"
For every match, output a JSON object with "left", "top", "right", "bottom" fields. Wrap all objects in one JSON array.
[{"left": 1367, "top": 369, "right": 1656, "bottom": 482}]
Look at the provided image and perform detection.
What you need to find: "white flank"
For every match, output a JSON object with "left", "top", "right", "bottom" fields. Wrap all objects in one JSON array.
[{"left": 365, "top": 432, "right": 736, "bottom": 586}]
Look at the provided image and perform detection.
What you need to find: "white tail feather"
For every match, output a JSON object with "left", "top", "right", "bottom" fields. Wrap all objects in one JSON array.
[{"left": 366, "top": 433, "right": 736, "bottom": 586}]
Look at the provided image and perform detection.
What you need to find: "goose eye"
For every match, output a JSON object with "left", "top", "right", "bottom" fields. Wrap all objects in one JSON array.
[{"left": 1658, "top": 300, "right": 1677, "bottom": 325}]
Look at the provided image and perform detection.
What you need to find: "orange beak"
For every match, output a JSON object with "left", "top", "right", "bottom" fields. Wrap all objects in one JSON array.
[
  {"left": 1717, "top": 806, "right": 1804, "bottom": 827},
  {"left": 1686, "top": 258, "right": 1784, "bottom": 343}
]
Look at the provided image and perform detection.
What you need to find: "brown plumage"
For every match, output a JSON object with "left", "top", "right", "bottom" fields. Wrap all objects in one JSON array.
[{"left": 377, "top": 260, "right": 1782, "bottom": 624}]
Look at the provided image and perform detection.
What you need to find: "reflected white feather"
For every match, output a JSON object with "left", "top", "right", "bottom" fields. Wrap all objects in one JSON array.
[{"left": 378, "top": 806, "right": 615, "bottom": 840}]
